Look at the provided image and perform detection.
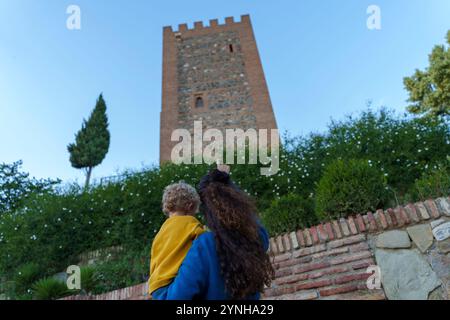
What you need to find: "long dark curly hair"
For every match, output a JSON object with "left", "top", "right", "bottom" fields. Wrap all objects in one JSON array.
[{"left": 198, "top": 169, "right": 274, "bottom": 299}]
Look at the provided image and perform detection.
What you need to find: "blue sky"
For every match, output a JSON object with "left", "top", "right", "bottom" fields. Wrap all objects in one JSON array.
[{"left": 0, "top": 0, "right": 449, "bottom": 183}]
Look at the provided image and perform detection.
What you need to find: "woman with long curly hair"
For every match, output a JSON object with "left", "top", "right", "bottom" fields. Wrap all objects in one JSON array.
[{"left": 152, "top": 166, "right": 274, "bottom": 300}]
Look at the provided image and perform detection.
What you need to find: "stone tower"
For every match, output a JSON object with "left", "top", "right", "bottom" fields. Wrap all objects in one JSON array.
[{"left": 160, "top": 14, "right": 278, "bottom": 163}]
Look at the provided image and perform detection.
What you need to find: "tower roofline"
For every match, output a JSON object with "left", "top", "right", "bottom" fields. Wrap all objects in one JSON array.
[{"left": 163, "top": 14, "right": 251, "bottom": 33}]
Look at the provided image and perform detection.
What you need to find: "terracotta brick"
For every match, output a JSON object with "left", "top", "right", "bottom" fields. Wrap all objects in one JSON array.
[
  {"left": 415, "top": 202, "right": 430, "bottom": 220},
  {"left": 272, "top": 291, "right": 318, "bottom": 300},
  {"left": 264, "top": 286, "right": 296, "bottom": 297},
  {"left": 274, "top": 273, "right": 309, "bottom": 286},
  {"left": 405, "top": 203, "right": 420, "bottom": 223},
  {"left": 274, "top": 252, "right": 291, "bottom": 263},
  {"left": 292, "top": 244, "right": 326, "bottom": 258},
  {"left": 384, "top": 210, "right": 393, "bottom": 227},
  {"left": 366, "top": 212, "right": 378, "bottom": 232},
  {"left": 283, "top": 233, "right": 292, "bottom": 251},
  {"left": 319, "top": 284, "right": 359, "bottom": 297},
  {"left": 303, "top": 229, "right": 313, "bottom": 246},
  {"left": 311, "top": 246, "right": 348, "bottom": 259},
  {"left": 348, "top": 242, "right": 369, "bottom": 253},
  {"left": 296, "top": 229, "right": 305, "bottom": 247},
  {"left": 339, "top": 218, "right": 351, "bottom": 236},
  {"left": 392, "top": 207, "right": 404, "bottom": 227},
  {"left": 307, "top": 266, "right": 349, "bottom": 279},
  {"left": 332, "top": 220, "right": 343, "bottom": 238},
  {"left": 309, "top": 226, "right": 320, "bottom": 245},
  {"left": 396, "top": 206, "right": 410, "bottom": 225},
  {"left": 291, "top": 291, "right": 318, "bottom": 300},
  {"left": 356, "top": 214, "right": 366, "bottom": 232},
  {"left": 424, "top": 199, "right": 440, "bottom": 219},
  {"left": 362, "top": 214, "right": 370, "bottom": 230},
  {"left": 270, "top": 238, "right": 278, "bottom": 254},
  {"left": 275, "top": 268, "right": 292, "bottom": 278},
  {"left": 329, "top": 251, "right": 372, "bottom": 266},
  {"left": 290, "top": 231, "right": 299, "bottom": 249},
  {"left": 386, "top": 208, "right": 397, "bottom": 227},
  {"left": 296, "top": 279, "right": 333, "bottom": 290},
  {"left": 317, "top": 224, "right": 328, "bottom": 242},
  {"left": 276, "top": 235, "right": 285, "bottom": 253},
  {"left": 334, "top": 272, "right": 371, "bottom": 285},
  {"left": 324, "top": 222, "right": 335, "bottom": 240},
  {"left": 293, "top": 261, "right": 331, "bottom": 274},
  {"left": 352, "top": 258, "right": 375, "bottom": 270},
  {"left": 327, "top": 234, "right": 366, "bottom": 249},
  {"left": 277, "top": 257, "right": 309, "bottom": 269},
  {"left": 376, "top": 209, "right": 388, "bottom": 229},
  {"left": 347, "top": 216, "right": 358, "bottom": 235}
]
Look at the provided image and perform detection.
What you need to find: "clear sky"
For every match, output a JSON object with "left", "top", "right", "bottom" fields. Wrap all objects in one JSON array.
[{"left": 0, "top": 0, "right": 449, "bottom": 184}]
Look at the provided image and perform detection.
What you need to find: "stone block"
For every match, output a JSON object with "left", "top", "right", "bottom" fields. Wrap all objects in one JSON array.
[
  {"left": 407, "top": 224, "right": 434, "bottom": 253},
  {"left": 376, "top": 230, "right": 411, "bottom": 249},
  {"left": 375, "top": 249, "right": 441, "bottom": 300},
  {"left": 432, "top": 222, "right": 450, "bottom": 242}
]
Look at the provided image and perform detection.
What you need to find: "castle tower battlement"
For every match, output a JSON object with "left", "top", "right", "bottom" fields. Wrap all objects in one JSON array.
[
  {"left": 163, "top": 15, "right": 250, "bottom": 33},
  {"left": 160, "top": 14, "right": 278, "bottom": 163}
]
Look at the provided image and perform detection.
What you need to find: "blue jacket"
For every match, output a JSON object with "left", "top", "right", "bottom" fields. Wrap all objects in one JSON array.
[{"left": 152, "top": 225, "right": 270, "bottom": 300}]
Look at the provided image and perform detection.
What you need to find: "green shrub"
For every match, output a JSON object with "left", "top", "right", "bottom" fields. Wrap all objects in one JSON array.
[
  {"left": 262, "top": 194, "right": 318, "bottom": 236},
  {"left": 32, "top": 278, "right": 72, "bottom": 300},
  {"left": 315, "top": 159, "right": 388, "bottom": 220},
  {"left": 80, "top": 266, "right": 97, "bottom": 294},
  {"left": 13, "top": 262, "right": 42, "bottom": 296},
  {"left": 90, "top": 248, "right": 150, "bottom": 295},
  {"left": 410, "top": 162, "right": 450, "bottom": 200}
]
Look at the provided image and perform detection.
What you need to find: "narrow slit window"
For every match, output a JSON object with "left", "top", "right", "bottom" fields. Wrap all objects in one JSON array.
[
  {"left": 229, "top": 44, "right": 234, "bottom": 53},
  {"left": 195, "top": 96, "right": 204, "bottom": 108}
]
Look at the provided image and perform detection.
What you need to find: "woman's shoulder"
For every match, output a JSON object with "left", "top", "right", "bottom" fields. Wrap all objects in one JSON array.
[{"left": 194, "top": 230, "right": 215, "bottom": 244}]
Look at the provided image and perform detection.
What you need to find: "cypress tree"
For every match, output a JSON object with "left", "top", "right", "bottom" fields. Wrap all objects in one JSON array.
[{"left": 68, "top": 93, "right": 110, "bottom": 189}]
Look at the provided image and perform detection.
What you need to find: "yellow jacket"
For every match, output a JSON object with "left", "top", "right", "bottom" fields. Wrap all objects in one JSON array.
[{"left": 149, "top": 215, "right": 205, "bottom": 294}]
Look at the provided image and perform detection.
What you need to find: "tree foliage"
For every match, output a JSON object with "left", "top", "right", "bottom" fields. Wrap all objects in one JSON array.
[
  {"left": 315, "top": 158, "right": 388, "bottom": 220},
  {"left": 0, "top": 161, "right": 59, "bottom": 214},
  {"left": 68, "top": 94, "right": 110, "bottom": 188},
  {"left": 404, "top": 30, "right": 450, "bottom": 117}
]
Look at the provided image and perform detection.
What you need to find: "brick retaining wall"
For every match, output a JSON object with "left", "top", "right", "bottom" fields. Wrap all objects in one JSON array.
[{"left": 62, "top": 197, "right": 450, "bottom": 300}]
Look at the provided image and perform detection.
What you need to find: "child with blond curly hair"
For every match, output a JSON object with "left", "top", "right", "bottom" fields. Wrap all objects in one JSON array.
[{"left": 148, "top": 181, "right": 205, "bottom": 296}]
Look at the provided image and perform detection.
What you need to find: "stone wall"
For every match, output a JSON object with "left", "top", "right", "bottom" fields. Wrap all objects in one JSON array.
[
  {"left": 265, "top": 197, "right": 450, "bottom": 300},
  {"left": 62, "top": 197, "right": 450, "bottom": 300}
]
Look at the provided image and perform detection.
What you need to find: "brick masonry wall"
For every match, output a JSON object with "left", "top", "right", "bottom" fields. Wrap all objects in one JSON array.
[
  {"left": 61, "top": 283, "right": 149, "bottom": 300},
  {"left": 63, "top": 197, "right": 450, "bottom": 300},
  {"left": 160, "top": 15, "right": 278, "bottom": 163},
  {"left": 264, "top": 197, "right": 450, "bottom": 300}
]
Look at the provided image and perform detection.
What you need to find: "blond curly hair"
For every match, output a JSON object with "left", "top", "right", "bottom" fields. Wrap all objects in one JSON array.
[{"left": 162, "top": 181, "right": 200, "bottom": 216}]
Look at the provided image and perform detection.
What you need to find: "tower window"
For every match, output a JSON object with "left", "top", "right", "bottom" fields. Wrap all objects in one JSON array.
[
  {"left": 195, "top": 96, "right": 204, "bottom": 108},
  {"left": 229, "top": 44, "right": 234, "bottom": 53}
]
